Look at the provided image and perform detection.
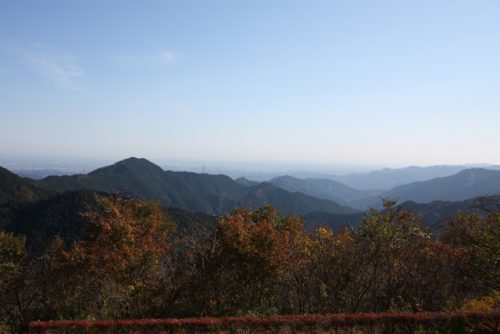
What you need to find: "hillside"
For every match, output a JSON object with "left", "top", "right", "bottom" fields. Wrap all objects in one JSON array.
[
  {"left": 303, "top": 211, "right": 365, "bottom": 232},
  {"left": 235, "top": 177, "right": 259, "bottom": 187},
  {"left": 270, "top": 175, "right": 382, "bottom": 208},
  {"left": 2, "top": 190, "right": 103, "bottom": 254},
  {"left": 242, "top": 182, "right": 358, "bottom": 215},
  {"left": 306, "top": 194, "right": 500, "bottom": 235},
  {"left": 35, "top": 157, "right": 358, "bottom": 216},
  {"left": 398, "top": 194, "right": 500, "bottom": 232},
  {"left": 0, "top": 166, "right": 51, "bottom": 204},
  {"left": 1, "top": 189, "right": 218, "bottom": 255},
  {"left": 36, "top": 158, "right": 245, "bottom": 214}
]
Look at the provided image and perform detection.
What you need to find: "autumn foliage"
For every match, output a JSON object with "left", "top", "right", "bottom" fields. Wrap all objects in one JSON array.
[{"left": 1, "top": 195, "right": 499, "bottom": 333}]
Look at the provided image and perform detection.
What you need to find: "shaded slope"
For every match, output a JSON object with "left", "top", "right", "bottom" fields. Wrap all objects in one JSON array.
[
  {"left": 397, "top": 194, "right": 500, "bottom": 233},
  {"left": 235, "top": 177, "right": 259, "bottom": 187},
  {"left": 3, "top": 190, "right": 103, "bottom": 255},
  {"left": 0, "top": 166, "right": 50, "bottom": 204},
  {"left": 2, "top": 189, "right": 218, "bottom": 256},
  {"left": 37, "top": 158, "right": 245, "bottom": 214},
  {"left": 37, "top": 157, "right": 169, "bottom": 195},
  {"left": 160, "top": 170, "right": 245, "bottom": 214},
  {"left": 304, "top": 211, "right": 364, "bottom": 232},
  {"left": 270, "top": 175, "right": 382, "bottom": 207},
  {"left": 242, "top": 182, "right": 359, "bottom": 215},
  {"left": 304, "top": 194, "right": 500, "bottom": 236}
]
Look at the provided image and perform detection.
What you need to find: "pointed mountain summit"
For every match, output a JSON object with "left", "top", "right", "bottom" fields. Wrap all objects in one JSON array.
[
  {"left": 36, "top": 158, "right": 358, "bottom": 215},
  {"left": 37, "top": 157, "right": 244, "bottom": 213},
  {"left": 85, "top": 157, "right": 171, "bottom": 197},
  {"left": 89, "top": 157, "right": 165, "bottom": 177}
]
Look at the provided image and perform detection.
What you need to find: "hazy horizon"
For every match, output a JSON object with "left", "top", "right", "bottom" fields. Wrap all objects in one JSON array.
[
  {"left": 1, "top": 1, "right": 500, "bottom": 166},
  {"left": 2, "top": 154, "right": 500, "bottom": 182}
]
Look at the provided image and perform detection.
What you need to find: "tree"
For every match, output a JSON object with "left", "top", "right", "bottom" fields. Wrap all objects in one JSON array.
[
  {"left": 439, "top": 212, "right": 500, "bottom": 302},
  {"left": 35, "top": 195, "right": 176, "bottom": 320},
  {"left": 341, "top": 200, "right": 465, "bottom": 312},
  {"left": 179, "top": 206, "right": 311, "bottom": 316},
  {"left": 0, "top": 232, "right": 27, "bottom": 332}
]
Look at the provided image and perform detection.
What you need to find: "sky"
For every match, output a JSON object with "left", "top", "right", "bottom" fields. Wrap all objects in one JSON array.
[{"left": 1, "top": 0, "right": 499, "bottom": 169}]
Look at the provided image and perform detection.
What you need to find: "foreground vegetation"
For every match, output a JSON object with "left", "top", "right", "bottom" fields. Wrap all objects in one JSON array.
[
  {"left": 28, "top": 312, "right": 500, "bottom": 334},
  {"left": 1, "top": 195, "right": 499, "bottom": 333}
]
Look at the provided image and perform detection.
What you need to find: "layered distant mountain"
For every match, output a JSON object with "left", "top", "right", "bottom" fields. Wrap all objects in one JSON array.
[
  {"left": 35, "top": 157, "right": 358, "bottom": 216},
  {"left": 241, "top": 182, "right": 356, "bottom": 214},
  {"left": 2, "top": 159, "right": 499, "bottom": 250},
  {"left": 330, "top": 165, "right": 500, "bottom": 190},
  {"left": 235, "top": 177, "right": 259, "bottom": 187},
  {"left": 303, "top": 194, "right": 500, "bottom": 235},
  {"left": 269, "top": 175, "right": 382, "bottom": 207},
  {"left": 12, "top": 169, "right": 72, "bottom": 180},
  {"left": 353, "top": 168, "right": 500, "bottom": 209},
  {"left": 398, "top": 194, "right": 500, "bottom": 232},
  {"left": 388, "top": 168, "right": 500, "bottom": 201}
]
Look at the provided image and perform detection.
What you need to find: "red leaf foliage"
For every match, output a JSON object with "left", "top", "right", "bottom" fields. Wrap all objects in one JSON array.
[{"left": 29, "top": 311, "right": 500, "bottom": 333}]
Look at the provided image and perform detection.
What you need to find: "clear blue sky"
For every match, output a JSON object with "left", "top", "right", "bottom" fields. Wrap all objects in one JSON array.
[{"left": 1, "top": 0, "right": 499, "bottom": 167}]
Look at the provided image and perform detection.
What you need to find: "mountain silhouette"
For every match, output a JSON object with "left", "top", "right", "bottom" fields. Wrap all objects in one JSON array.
[
  {"left": 36, "top": 157, "right": 358, "bottom": 215},
  {"left": 352, "top": 168, "right": 500, "bottom": 209}
]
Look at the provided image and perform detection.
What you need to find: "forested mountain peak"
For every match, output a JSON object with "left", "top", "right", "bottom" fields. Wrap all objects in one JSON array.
[
  {"left": 34, "top": 158, "right": 357, "bottom": 216},
  {"left": 89, "top": 157, "right": 165, "bottom": 177}
]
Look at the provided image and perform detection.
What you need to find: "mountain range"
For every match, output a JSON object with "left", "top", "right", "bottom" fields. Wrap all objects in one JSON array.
[
  {"left": 266, "top": 169, "right": 500, "bottom": 210},
  {"left": 1, "top": 157, "right": 499, "bottom": 249},
  {"left": 35, "top": 157, "right": 358, "bottom": 216},
  {"left": 351, "top": 168, "right": 500, "bottom": 209},
  {"left": 3, "top": 157, "right": 499, "bottom": 216},
  {"left": 269, "top": 175, "right": 382, "bottom": 208},
  {"left": 328, "top": 165, "right": 500, "bottom": 190},
  {"left": 0, "top": 167, "right": 219, "bottom": 253},
  {"left": 303, "top": 194, "right": 500, "bottom": 236}
]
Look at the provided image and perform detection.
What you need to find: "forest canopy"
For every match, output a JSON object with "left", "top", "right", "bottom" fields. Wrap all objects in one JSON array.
[{"left": 0, "top": 195, "right": 499, "bottom": 332}]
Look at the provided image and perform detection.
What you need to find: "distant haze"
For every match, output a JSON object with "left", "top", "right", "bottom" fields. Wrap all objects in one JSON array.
[
  {"left": 1, "top": 1, "right": 499, "bottom": 165},
  {"left": 0, "top": 155, "right": 382, "bottom": 180}
]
